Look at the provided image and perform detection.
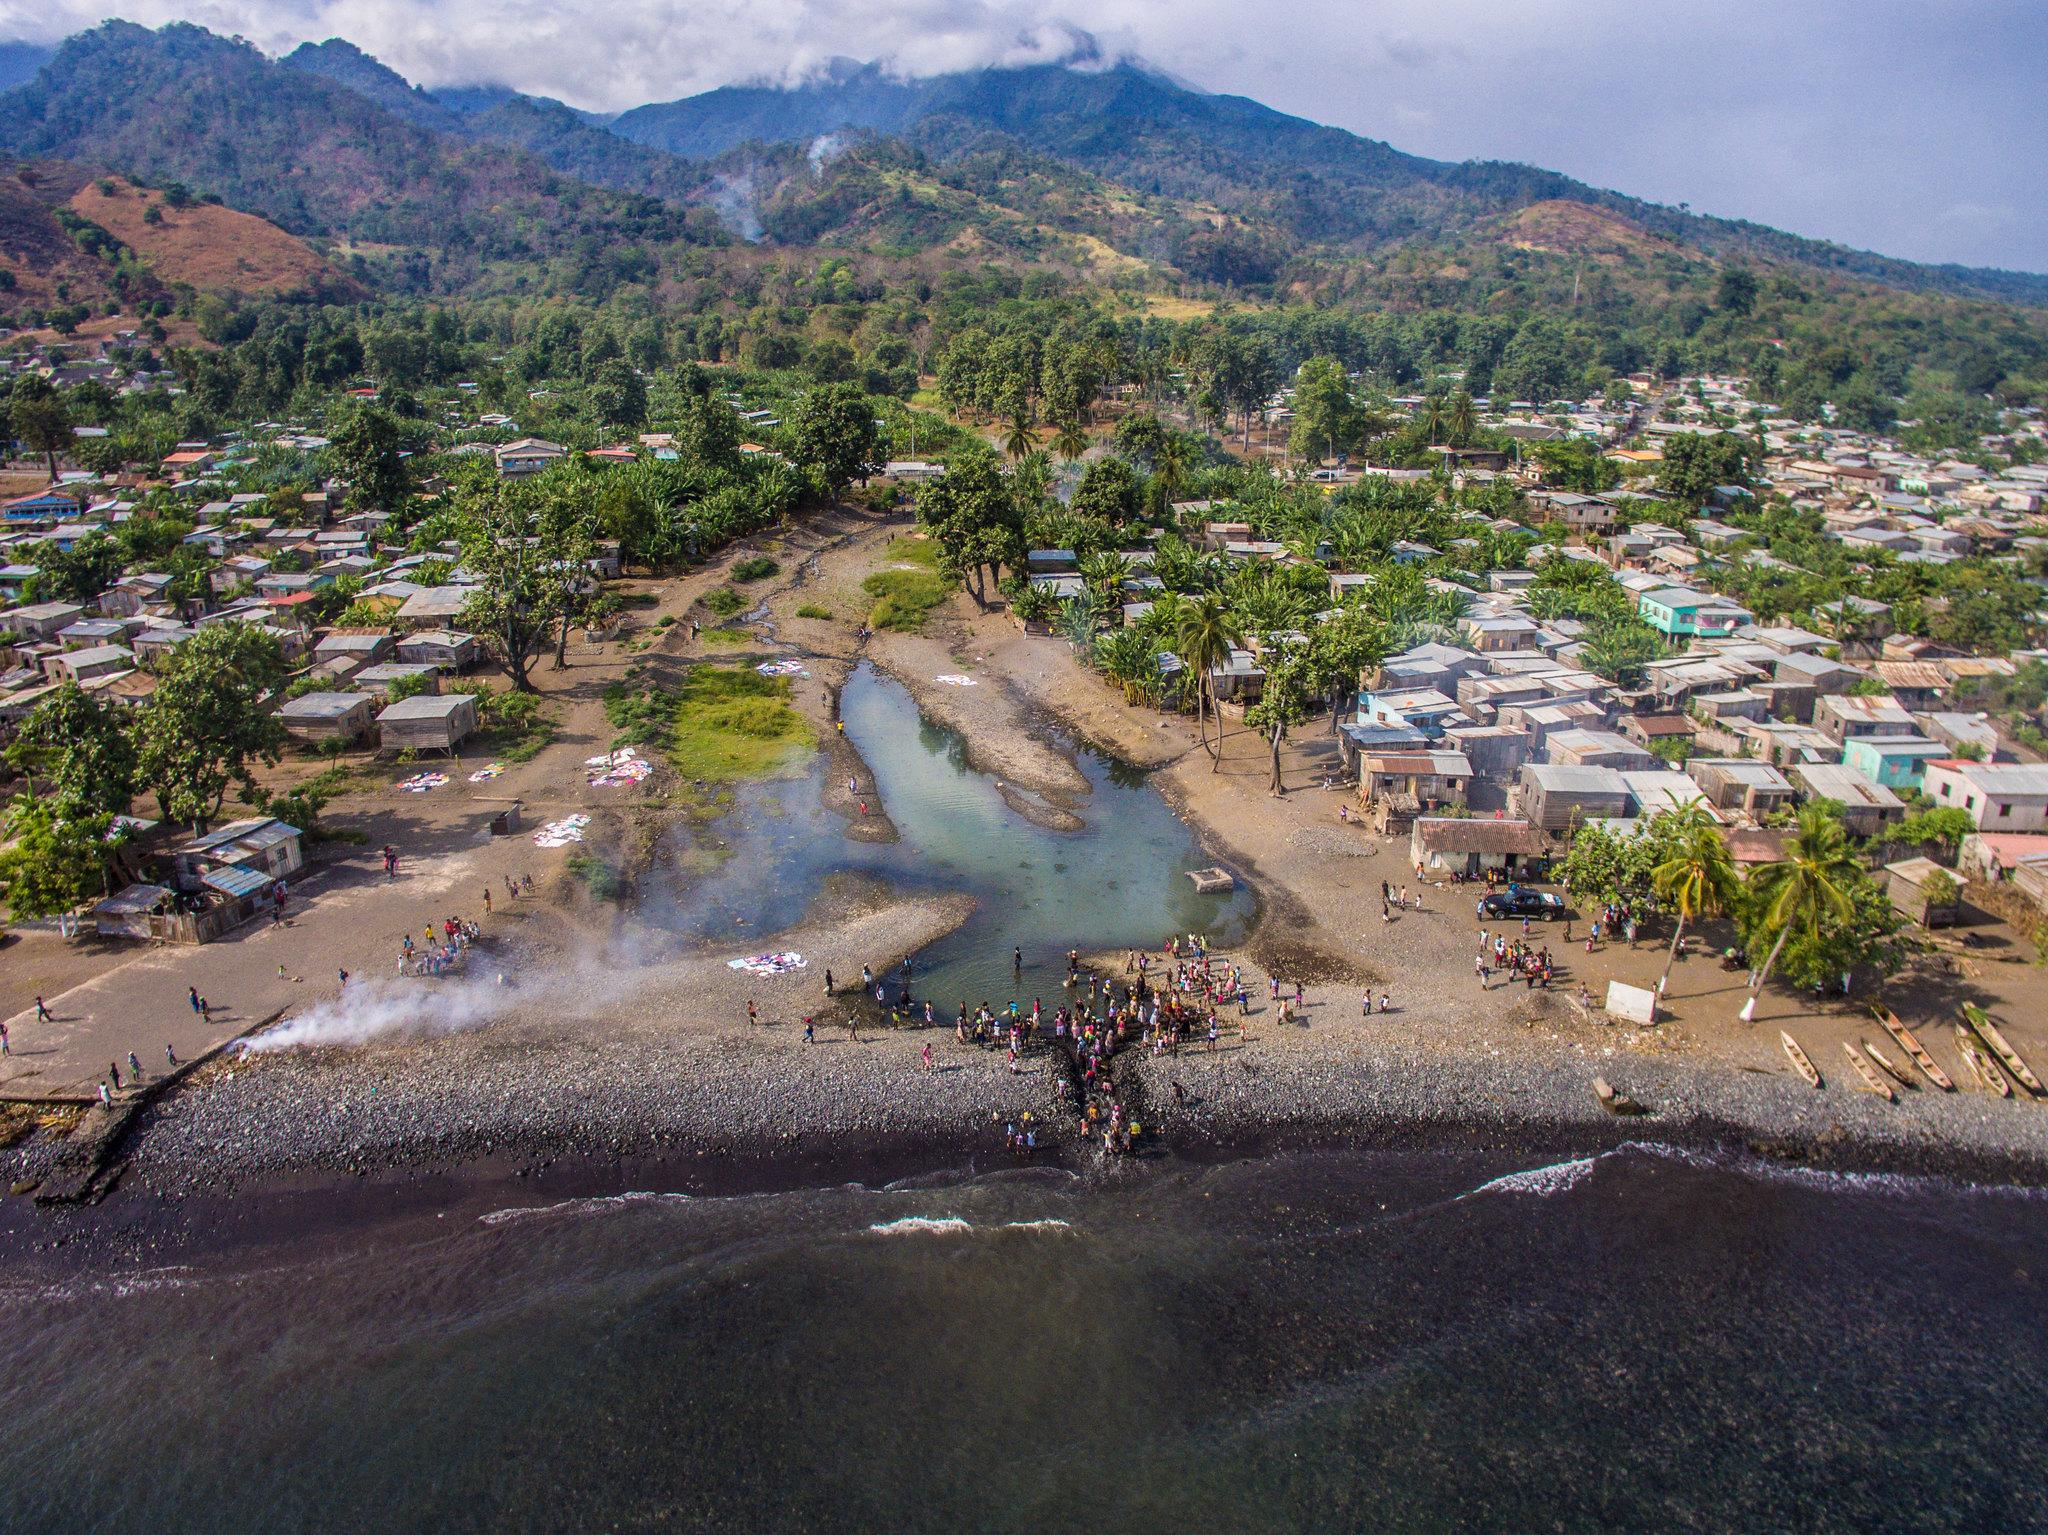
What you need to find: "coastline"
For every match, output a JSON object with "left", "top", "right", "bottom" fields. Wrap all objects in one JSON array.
[{"left": 12, "top": 508, "right": 2048, "bottom": 1227}]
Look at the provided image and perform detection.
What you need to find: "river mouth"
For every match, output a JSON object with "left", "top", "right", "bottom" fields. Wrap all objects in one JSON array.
[{"left": 643, "top": 661, "right": 1255, "bottom": 1005}]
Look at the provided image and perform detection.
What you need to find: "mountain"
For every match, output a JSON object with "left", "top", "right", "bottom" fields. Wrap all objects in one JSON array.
[
  {"left": 280, "top": 39, "right": 705, "bottom": 204},
  {"left": 0, "top": 160, "right": 358, "bottom": 317},
  {"left": 0, "top": 23, "right": 720, "bottom": 293},
  {"left": 0, "top": 40, "right": 51, "bottom": 93},
  {"left": 614, "top": 61, "right": 2048, "bottom": 305}
]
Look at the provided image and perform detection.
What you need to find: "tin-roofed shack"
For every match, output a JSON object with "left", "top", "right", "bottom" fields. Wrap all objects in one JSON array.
[
  {"left": 1411, "top": 816, "right": 1546, "bottom": 880},
  {"left": 278, "top": 690, "right": 376, "bottom": 745},
  {"left": 376, "top": 692, "right": 478, "bottom": 754}
]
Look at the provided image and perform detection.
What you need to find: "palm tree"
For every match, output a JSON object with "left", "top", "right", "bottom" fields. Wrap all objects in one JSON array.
[
  {"left": 1053, "top": 419, "right": 1089, "bottom": 463},
  {"left": 1417, "top": 395, "right": 1447, "bottom": 447},
  {"left": 1739, "top": 803, "right": 1860, "bottom": 1022},
  {"left": 1155, "top": 435, "right": 1191, "bottom": 508},
  {"left": 1446, "top": 390, "right": 1477, "bottom": 446},
  {"left": 1649, "top": 804, "right": 1740, "bottom": 1015},
  {"left": 1004, "top": 414, "right": 1034, "bottom": 460},
  {"left": 1174, "top": 593, "right": 1242, "bottom": 769}
]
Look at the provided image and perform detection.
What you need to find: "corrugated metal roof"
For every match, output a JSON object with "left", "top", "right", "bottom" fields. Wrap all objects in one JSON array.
[{"left": 201, "top": 866, "right": 272, "bottom": 898}]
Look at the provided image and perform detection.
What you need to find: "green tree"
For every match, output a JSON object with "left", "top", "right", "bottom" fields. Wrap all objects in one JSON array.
[
  {"left": 5, "top": 681, "right": 136, "bottom": 816},
  {"left": 1739, "top": 803, "right": 1862, "bottom": 1020},
  {"left": 1716, "top": 267, "right": 1759, "bottom": 317},
  {"left": 789, "top": 382, "right": 883, "bottom": 497},
  {"left": 135, "top": 624, "right": 287, "bottom": 831},
  {"left": 0, "top": 797, "right": 120, "bottom": 918},
  {"left": 590, "top": 359, "right": 648, "bottom": 430},
  {"left": 1650, "top": 804, "right": 1740, "bottom": 1009},
  {"left": 332, "top": 403, "right": 410, "bottom": 511},
  {"left": 1657, "top": 431, "right": 1755, "bottom": 506},
  {"left": 1310, "top": 605, "right": 1388, "bottom": 735},
  {"left": 1070, "top": 457, "right": 1141, "bottom": 525},
  {"left": 1004, "top": 414, "right": 1035, "bottom": 460},
  {"left": 1288, "top": 356, "right": 1355, "bottom": 464},
  {"left": 22, "top": 533, "right": 123, "bottom": 604},
  {"left": 1174, "top": 594, "right": 1243, "bottom": 769},
  {"left": 1052, "top": 419, "right": 1089, "bottom": 463},
  {"left": 915, "top": 446, "right": 1024, "bottom": 608},
  {"left": 7, "top": 376, "right": 70, "bottom": 481},
  {"left": 454, "top": 484, "right": 558, "bottom": 693},
  {"left": 1245, "top": 637, "right": 1317, "bottom": 795}
]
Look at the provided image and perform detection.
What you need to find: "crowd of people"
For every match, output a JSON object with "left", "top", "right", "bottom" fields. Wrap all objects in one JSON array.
[{"left": 1475, "top": 929, "right": 1557, "bottom": 990}]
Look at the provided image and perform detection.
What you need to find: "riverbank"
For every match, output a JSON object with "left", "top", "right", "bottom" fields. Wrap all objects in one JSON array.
[{"left": 11, "top": 507, "right": 2048, "bottom": 1214}]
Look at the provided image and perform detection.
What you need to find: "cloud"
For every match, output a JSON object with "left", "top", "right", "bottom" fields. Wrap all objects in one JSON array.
[{"left": 0, "top": 0, "right": 2043, "bottom": 269}]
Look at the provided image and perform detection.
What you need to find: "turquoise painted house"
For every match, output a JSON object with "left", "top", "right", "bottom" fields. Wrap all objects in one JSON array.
[
  {"left": 1636, "top": 586, "right": 1752, "bottom": 639},
  {"left": 1841, "top": 735, "right": 1947, "bottom": 792}
]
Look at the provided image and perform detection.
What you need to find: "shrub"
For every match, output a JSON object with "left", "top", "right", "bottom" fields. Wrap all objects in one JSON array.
[
  {"left": 795, "top": 603, "right": 832, "bottom": 620},
  {"left": 704, "top": 587, "right": 745, "bottom": 617},
  {"left": 731, "top": 555, "right": 779, "bottom": 582},
  {"left": 863, "top": 567, "right": 949, "bottom": 632}
]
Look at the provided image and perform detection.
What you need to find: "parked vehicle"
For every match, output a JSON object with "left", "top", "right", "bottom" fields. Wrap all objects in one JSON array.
[{"left": 1477, "top": 885, "right": 1566, "bottom": 921}]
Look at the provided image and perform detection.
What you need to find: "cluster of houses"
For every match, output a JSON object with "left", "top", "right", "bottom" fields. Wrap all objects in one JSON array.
[
  {"left": 0, "top": 418, "right": 633, "bottom": 944},
  {"left": 1100, "top": 372, "right": 2048, "bottom": 929}
]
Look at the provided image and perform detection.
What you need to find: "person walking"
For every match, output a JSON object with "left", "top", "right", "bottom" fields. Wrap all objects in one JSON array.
[
  {"left": 189, "top": 986, "right": 202, "bottom": 1016},
  {"left": 824, "top": 968, "right": 835, "bottom": 996},
  {"left": 166, "top": 1043, "right": 177, "bottom": 1068},
  {"left": 98, "top": 1081, "right": 112, "bottom": 1109},
  {"left": 920, "top": 1041, "right": 934, "bottom": 1073},
  {"left": 35, "top": 995, "right": 51, "bottom": 1023},
  {"left": 1362, "top": 992, "right": 1373, "bottom": 1018},
  {"left": 0, "top": 1020, "right": 8, "bottom": 1056},
  {"left": 803, "top": 1017, "right": 815, "bottom": 1045},
  {"left": 747, "top": 999, "right": 758, "bottom": 1026},
  {"left": 127, "top": 1050, "right": 142, "bottom": 1082},
  {"left": 483, "top": 887, "right": 493, "bottom": 915},
  {"left": 109, "top": 1060, "right": 121, "bottom": 1090}
]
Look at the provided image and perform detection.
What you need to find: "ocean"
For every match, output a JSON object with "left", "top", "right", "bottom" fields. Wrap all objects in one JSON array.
[{"left": 4, "top": 1139, "right": 2045, "bottom": 1533}]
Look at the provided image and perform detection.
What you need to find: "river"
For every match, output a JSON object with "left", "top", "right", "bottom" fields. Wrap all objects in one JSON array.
[{"left": 646, "top": 661, "right": 1255, "bottom": 1004}]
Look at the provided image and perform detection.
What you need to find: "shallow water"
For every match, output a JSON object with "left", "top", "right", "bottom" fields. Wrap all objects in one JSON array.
[
  {"left": 647, "top": 662, "right": 1254, "bottom": 1005},
  {"left": 5, "top": 1140, "right": 2045, "bottom": 1533}
]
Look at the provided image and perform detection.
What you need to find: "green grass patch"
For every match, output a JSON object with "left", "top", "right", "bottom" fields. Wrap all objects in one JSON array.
[
  {"left": 566, "top": 852, "right": 629, "bottom": 902},
  {"left": 702, "top": 627, "right": 753, "bottom": 648},
  {"left": 731, "top": 555, "right": 780, "bottom": 582},
  {"left": 863, "top": 566, "right": 950, "bottom": 632},
  {"left": 795, "top": 603, "right": 832, "bottom": 620},
  {"left": 604, "top": 668, "right": 815, "bottom": 782},
  {"left": 704, "top": 587, "right": 745, "bottom": 617},
  {"left": 447, "top": 683, "right": 557, "bottom": 762},
  {"left": 883, "top": 536, "right": 942, "bottom": 569}
]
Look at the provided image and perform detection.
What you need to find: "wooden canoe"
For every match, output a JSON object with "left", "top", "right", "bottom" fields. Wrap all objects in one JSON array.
[
  {"left": 1782, "top": 1031, "right": 1822, "bottom": 1089},
  {"left": 1956, "top": 1026, "right": 2012, "bottom": 1098},
  {"left": 1593, "top": 1076, "right": 1646, "bottom": 1116},
  {"left": 1863, "top": 1041, "right": 1915, "bottom": 1089},
  {"left": 1875, "top": 1006, "right": 1955, "bottom": 1092},
  {"left": 1962, "top": 1003, "right": 2043, "bottom": 1096},
  {"left": 1843, "top": 1042, "right": 1895, "bottom": 1102}
]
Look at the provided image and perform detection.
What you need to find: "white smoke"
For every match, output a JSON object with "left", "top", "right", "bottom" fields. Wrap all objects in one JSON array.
[
  {"left": 245, "top": 935, "right": 668, "bottom": 1053},
  {"left": 705, "top": 169, "right": 764, "bottom": 242},
  {"left": 806, "top": 131, "right": 847, "bottom": 176}
]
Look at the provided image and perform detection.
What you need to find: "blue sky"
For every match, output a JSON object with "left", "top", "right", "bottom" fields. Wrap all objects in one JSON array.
[{"left": 2, "top": 0, "right": 2042, "bottom": 270}]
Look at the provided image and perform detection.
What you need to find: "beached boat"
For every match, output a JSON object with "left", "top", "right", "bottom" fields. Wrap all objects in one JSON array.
[
  {"left": 1863, "top": 1041, "right": 1915, "bottom": 1089},
  {"left": 1962, "top": 1004, "right": 2043, "bottom": 1096},
  {"left": 1593, "top": 1076, "right": 1645, "bottom": 1116},
  {"left": 1875, "top": 1006, "right": 1955, "bottom": 1092},
  {"left": 1956, "top": 1026, "right": 2011, "bottom": 1098},
  {"left": 1781, "top": 1031, "right": 1822, "bottom": 1089},
  {"left": 1843, "top": 1042, "right": 1895, "bottom": 1102}
]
